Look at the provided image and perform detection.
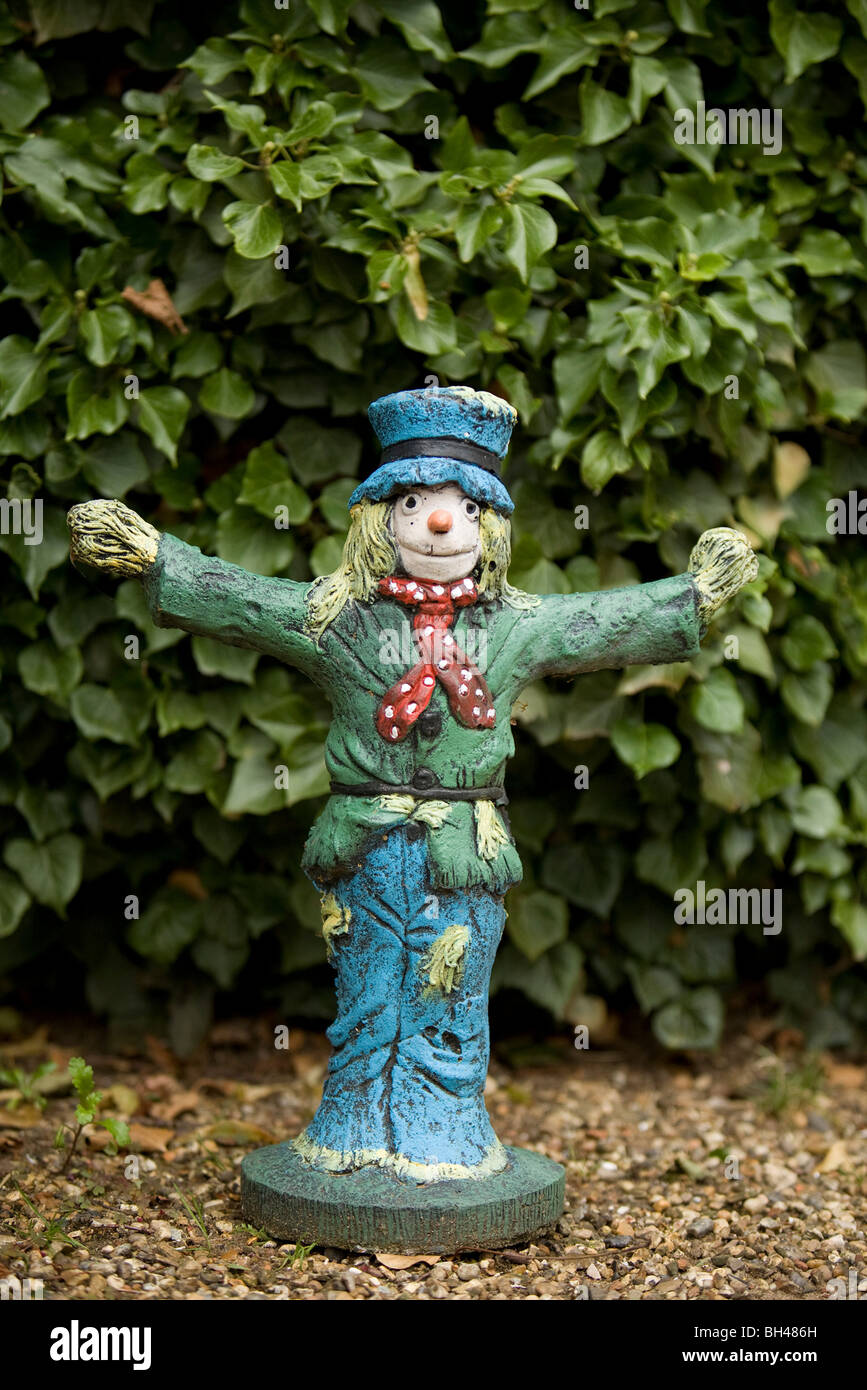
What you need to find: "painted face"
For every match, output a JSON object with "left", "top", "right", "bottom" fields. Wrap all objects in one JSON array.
[{"left": 391, "top": 482, "right": 481, "bottom": 582}]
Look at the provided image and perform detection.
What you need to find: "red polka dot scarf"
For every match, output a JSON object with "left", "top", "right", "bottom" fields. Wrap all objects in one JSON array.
[{"left": 376, "top": 575, "right": 496, "bottom": 743}]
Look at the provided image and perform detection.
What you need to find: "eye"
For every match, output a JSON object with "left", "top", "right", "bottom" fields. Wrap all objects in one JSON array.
[
  {"left": 402, "top": 495, "right": 420, "bottom": 512},
  {"left": 463, "top": 499, "right": 479, "bottom": 519}
]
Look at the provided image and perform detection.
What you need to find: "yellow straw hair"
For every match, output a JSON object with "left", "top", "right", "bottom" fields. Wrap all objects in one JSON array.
[
  {"left": 477, "top": 508, "right": 540, "bottom": 610},
  {"left": 423, "top": 922, "right": 470, "bottom": 995},
  {"left": 474, "top": 799, "right": 512, "bottom": 860},
  {"left": 378, "top": 795, "right": 452, "bottom": 829},
  {"left": 307, "top": 501, "right": 397, "bottom": 639},
  {"left": 320, "top": 891, "right": 351, "bottom": 958}
]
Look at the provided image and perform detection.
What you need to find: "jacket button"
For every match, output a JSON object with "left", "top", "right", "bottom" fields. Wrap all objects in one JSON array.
[
  {"left": 417, "top": 709, "right": 442, "bottom": 738},
  {"left": 411, "top": 767, "right": 438, "bottom": 791}
]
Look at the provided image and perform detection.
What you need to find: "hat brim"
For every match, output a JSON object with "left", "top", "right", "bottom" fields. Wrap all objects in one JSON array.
[{"left": 348, "top": 458, "right": 514, "bottom": 515}]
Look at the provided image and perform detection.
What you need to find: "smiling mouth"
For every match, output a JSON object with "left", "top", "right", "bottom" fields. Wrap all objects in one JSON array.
[{"left": 399, "top": 541, "right": 480, "bottom": 559}]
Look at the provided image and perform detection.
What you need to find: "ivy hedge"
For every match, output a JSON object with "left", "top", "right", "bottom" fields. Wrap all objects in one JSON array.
[{"left": 1, "top": 0, "right": 866, "bottom": 1055}]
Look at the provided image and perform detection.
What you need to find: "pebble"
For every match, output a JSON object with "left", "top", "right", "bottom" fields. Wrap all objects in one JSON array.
[
  {"left": 763, "top": 1162, "right": 797, "bottom": 1190},
  {"left": 687, "top": 1217, "right": 714, "bottom": 1238},
  {"left": 807, "top": 1112, "right": 831, "bottom": 1133},
  {"left": 7, "top": 1031, "right": 866, "bottom": 1302},
  {"left": 743, "top": 1195, "right": 768, "bottom": 1213}
]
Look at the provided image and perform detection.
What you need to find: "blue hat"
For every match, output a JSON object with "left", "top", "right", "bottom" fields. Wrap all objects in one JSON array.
[{"left": 349, "top": 386, "right": 516, "bottom": 515}]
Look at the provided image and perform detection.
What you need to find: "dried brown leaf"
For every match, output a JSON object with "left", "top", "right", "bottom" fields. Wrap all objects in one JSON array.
[
  {"left": 168, "top": 868, "right": 209, "bottom": 900},
  {"left": 121, "top": 278, "right": 188, "bottom": 335},
  {"left": 195, "top": 1120, "right": 276, "bottom": 1147},
  {"left": 0, "top": 1027, "right": 50, "bottom": 1057},
  {"left": 816, "top": 1139, "right": 850, "bottom": 1173},
  {"left": 374, "top": 1251, "right": 440, "bottom": 1270},
  {"left": 103, "top": 1083, "right": 140, "bottom": 1117},
  {"left": 823, "top": 1060, "right": 866, "bottom": 1089},
  {"left": 127, "top": 1123, "right": 176, "bottom": 1153},
  {"left": 151, "top": 1089, "right": 200, "bottom": 1123},
  {"left": 0, "top": 1104, "right": 44, "bottom": 1129},
  {"left": 773, "top": 441, "right": 810, "bottom": 499}
]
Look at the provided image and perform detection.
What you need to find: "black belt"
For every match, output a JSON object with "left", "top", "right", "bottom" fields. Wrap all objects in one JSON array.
[{"left": 330, "top": 779, "right": 508, "bottom": 807}]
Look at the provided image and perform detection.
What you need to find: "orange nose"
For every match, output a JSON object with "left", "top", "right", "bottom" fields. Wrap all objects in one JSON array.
[{"left": 427, "top": 509, "right": 453, "bottom": 534}]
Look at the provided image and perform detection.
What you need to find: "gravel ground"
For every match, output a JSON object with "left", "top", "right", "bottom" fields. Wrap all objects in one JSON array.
[{"left": 1, "top": 1017, "right": 865, "bottom": 1301}]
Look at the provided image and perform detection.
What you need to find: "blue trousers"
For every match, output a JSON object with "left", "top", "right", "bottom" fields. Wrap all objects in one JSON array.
[{"left": 298, "top": 826, "right": 507, "bottom": 1180}]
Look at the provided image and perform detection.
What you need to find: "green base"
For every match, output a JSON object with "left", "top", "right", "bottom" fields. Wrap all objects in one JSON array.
[{"left": 240, "top": 1142, "right": 565, "bottom": 1254}]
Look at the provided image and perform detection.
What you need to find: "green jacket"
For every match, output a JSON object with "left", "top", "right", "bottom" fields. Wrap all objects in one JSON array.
[{"left": 143, "top": 533, "right": 704, "bottom": 893}]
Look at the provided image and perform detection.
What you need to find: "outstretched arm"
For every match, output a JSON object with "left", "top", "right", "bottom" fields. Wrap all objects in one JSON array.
[
  {"left": 508, "top": 527, "right": 758, "bottom": 690},
  {"left": 67, "top": 499, "right": 325, "bottom": 682}
]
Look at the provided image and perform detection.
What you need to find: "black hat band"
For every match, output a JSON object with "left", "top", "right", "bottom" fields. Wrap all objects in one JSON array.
[{"left": 379, "top": 435, "right": 504, "bottom": 476}]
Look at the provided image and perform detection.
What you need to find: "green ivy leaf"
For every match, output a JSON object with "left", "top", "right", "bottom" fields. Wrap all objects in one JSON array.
[
  {"left": 237, "top": 442, "right": 312, "bottom": 523},
  {"left": 796, "top": 228, "right": 860, "bottom": 277},
  {"left": 122, "top": 152, "right": 172, "bottom": 213},
  {"left": 611, "top": 719, "right": 682, "bottom": 778},
  {"left": 127, "top": 889, "right": 203, "bottom": 965},
  {"left": 626, "top": 962, "right": 681, "bottom": 1013},
  {"left": 629, "top": 55, "right": 670, "bottom": 121},
  {"left": 3, "top": 834, "right": 83, "bottom": 916},
  {"left": 18, "top": 640, "right": 83, "bottom": 701},
  {"left": 780, "top": 615, "right": 837, "bottom": 670},
  {"left": 81, "top": 434, "right": 150, "bottom": 497},
  {"left": 781, "top": 664, "right": 833, "bottom": 726},
  {"left": 278, "top": 416, "right": 361, "bottom": 485},
  {"left": 831, "top": 901, "right": 867, "bottom": 961},
  {"left": 0, "top": 337, "right": 49, "bottom": 418},
  {"left": 492, "top": 940, "right": 584, "bottom": 1019},
  {"left": 202, "top": 92, "right": 269, "bottom": 145},
  {"left": 541, "top": 842, "right": 627, "bottom": 918},
  {"left": 804, "top": 341, "right": 867, "bottom": 422},
  {"left": 78, "top": 304, "right": 134, "bottom": 367},
  {"left": 524, "top": 29, "right": 596, "bottom": 100},
  {"left": 580, "top": 78, "right": 633, "bottom": 145},
  {"left": 391, "top": 297, "right": 457, "bottom": 354},
  {"left": 378, "top": 0, "right": 454, "bottom": 62},
  {"left": 502, "top": 202, "right": 558, "bottom": 281},
  {"left": 788, "top": 785, "right": 844, "bottom": 839},
  {"left": 0, "top": 50, "right": 50, "bottom": 129},
  {"left": 66, "top": 372, "right": 129, "bottom": 439},
  {"left": 454, "top": 203, "right": 504, "bottom": 262},
  {"left": 305, "top": 0, "right": 356, "bottom": 35},
  {"left": 652, "top": 987, "right": 724, "bottom": 1049},
  {"left": 0, "top": 870, "right": 30, "bottom": 939},
  {"left": 164, "top": 730, "right": 225, "bottom": 794},
  {"left": 580, "top": 430, "right": 633, "bottom": 492},
  {"left": 70, "top": 683, "right": 151, "bottom": 745},
  {"left": 506, "top": 889, "right": 568, "bottom": 962},
  {"left": 186, "top": 144, "right": 245, "bottom": 181},
  {"left": 689, "top": 668, "right": 745, "bottom": 734},
  {"left": 181, "top": 38, "right": 244, "bottom": 85},
  {"left": 222, "top": 202, "right": 283, "bottom": 259},
  {"left": 136, "top": 386, "right": 190, "bottom": 464},
  {"left": 214, "top": 507, "right": 293, "bottom": 576},
  {"left": 553, "top": 343, "right": 605, "bottom": 422},
  {"left": 225, "top": 250, "right": 286, "bottom": 316},
  {"left": 270, "top": 155, "right": 344, "bottom": 211},
  {"left": 460, "top": 14, "right": 544, "bottom": 68},
  {"left": 199, "top": 368, "right": 256, "bottom": 419},
  {"left": 769, "top": 0, "right": 842, "bottom": 82},
  {"left": 170, "top": 333, "right": 223, "bottom": 380},
  {"left": 355, "top": 38, "right": 436, "bottom": 110},
  {"left": 631, "top": 313, "right": 692, "bottom": 397},
  {"left": 284, "top": 99, "right": 338, "bottom": 144}
]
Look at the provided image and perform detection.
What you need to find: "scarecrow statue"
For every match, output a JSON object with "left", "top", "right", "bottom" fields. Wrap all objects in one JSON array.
[{"left": 67, "top": 386, "right": 757, "bottom": 1252}]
